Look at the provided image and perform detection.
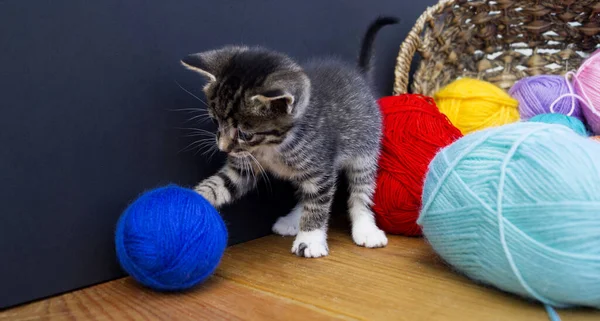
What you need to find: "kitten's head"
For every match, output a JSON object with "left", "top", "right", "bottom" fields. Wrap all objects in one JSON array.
[{"left": 181, "top": 46, "right": 310, "bottom": 156}]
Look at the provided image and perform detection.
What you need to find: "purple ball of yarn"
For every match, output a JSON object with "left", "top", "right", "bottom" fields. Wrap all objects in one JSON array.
[{"left": 509, "top": 75, "right": 582, "bottom": 121}]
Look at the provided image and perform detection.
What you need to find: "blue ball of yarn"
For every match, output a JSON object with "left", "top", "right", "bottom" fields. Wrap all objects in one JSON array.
[
  {"left": 418, "top": 122, "right": 600, "bottom": 310},
  {"left": 529, "top": 113, "right": 589, "bottom": 137},
  {"left": 115, "top": 185, "right": 227, "bottom": 291}
]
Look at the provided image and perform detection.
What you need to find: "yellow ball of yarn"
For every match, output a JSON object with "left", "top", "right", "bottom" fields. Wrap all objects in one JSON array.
[{"left": 434, "top": 78, "right": 519, "bottom": 135}]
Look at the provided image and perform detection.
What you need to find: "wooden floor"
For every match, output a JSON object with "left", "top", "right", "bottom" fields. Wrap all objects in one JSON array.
[{"left": 2, "top": 228, "right": 598, "bottom": 321}]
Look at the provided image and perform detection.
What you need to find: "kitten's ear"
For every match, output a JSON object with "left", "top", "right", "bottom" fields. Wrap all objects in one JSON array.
[
  {"left": 181, "top": 46, "right": 246, "bottom": 82},
  {"left": 181, "top": 53, "right": 217, "bottom": 82},
  {"left": 251, "top": 89, "right": 295, "bottom": 114}
]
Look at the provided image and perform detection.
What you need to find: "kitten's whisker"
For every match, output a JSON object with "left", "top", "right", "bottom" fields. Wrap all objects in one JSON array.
[
  {"left": 200, "top": 145, "right": 213, "bottom": 155},
  {"left": 197, "top": 141, "right": 215, "bottom": 149},
  {"left": 188, "top": 112, "right": 210, "bottom": 117},
  {"left": 178, "top": 139, "right": 207, "bottom": 154},
  {"left": 188, "top": 112, "right": 210, "bottom": 119},
  {"left": 245, "top": 157, "right": 251, "bottom": 177},
  {"left": 175, "top": 127, "right": 216, "bottom": 134},
  {"left": 241, "top": 156, "right": 258, "bottom": 195},
  {"left": 178, "top": 137, "right": 215, "bottom": 154},
  {"left": 193, "top": 139, "right": 216, "bottom": 155},
  {"left": 186, "top": 113, "right": 213, "bottom": 124},
  {"left": 202, "top": 141, "right": 217, "bottom": 148},
  {"left": 201, "top": 144, "right": 218, "bottom": 158},
  {"left": 240, "top": 156, "right": 248, "bottom": 177},
  {"left": 193, "top": 145, "right": 206, "bottom": 156},
  {"left": 167, "top": 107, "right": 206, "bottom": 113},
  {"left": 196, "top": 138, "right": 216, "bottom": 147},
  {"left": 245, "top": 157, "right": 253, "bottom": 180},
  {"left": 248, "top": 153, "right": 271, "bottom": 194},
  {"left": 190, "top": 141, "right": 216, "bottom": 154},
  {"left": 207, "top": 147, "right": 219, "bottom": 162},
  {"left": 248, "top": 157, "right": 258, "bottom": 191},
  {"left": 197, "top": 137, "right": 216, "bottom": 142},
  {"left": 183, "top": 132, "right": 216, "bottom": 138},
  {"left": 174, "top": 80, "right": 209, "bottom": 108}
]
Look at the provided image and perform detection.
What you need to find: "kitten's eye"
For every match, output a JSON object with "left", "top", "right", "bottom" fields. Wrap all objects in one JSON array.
[{"left": 237, "top": 130, "right": 254, "bottom": 141}]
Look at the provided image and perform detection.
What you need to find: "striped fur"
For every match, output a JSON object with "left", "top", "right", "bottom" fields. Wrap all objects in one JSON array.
[
  {"left": 185, "top": 17, "right": 397, "bottom": 257},
  {"left": 194, "top": 155, "right": 258, "bottom": 207}
]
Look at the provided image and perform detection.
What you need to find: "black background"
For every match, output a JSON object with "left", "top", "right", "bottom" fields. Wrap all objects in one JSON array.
[{"left": 0, "top": 0, "right": 435, "bottom": 309}]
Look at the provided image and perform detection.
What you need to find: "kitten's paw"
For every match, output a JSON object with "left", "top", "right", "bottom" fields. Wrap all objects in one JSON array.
[
  {"left": 352, "top": 221, "right": 388, "bottom": 248},
  {"left": 291, "top": 229, "right": 329, "bottom": 258},
  {"left": 195, "top": 186, "right": 217, "bottom": 206},
  {"left": 194, "top": 178, "right": 231, "bottom": 208},
  {"left": 272, "top": 206, "right": 302, "bottom": 236},
  {"left": 272, "top": 216, "right": 299, "bottom": 236}
]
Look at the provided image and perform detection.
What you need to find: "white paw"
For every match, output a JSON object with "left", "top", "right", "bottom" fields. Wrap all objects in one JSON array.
[
  {"left": 352, "top": 220, "right": 388, "bottom": 248},
  {"left": 291, "top": 229, "right": 329, "bottom": 258},
  {"left": 272, "top": 205, "right": 302, "bottom": 236},
  {"left": 273, "top": 216, "right": 299, "bottom": 236}
]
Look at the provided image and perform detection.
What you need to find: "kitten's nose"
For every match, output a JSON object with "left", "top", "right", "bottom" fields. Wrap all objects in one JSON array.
[{"left": 218, "top": 139, "right": 233, "bottom": 153}]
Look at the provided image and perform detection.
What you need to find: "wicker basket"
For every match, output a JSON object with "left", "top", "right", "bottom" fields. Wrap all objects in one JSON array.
[{"left": 393, "top": 0, "right": 600, "bottom": 96}]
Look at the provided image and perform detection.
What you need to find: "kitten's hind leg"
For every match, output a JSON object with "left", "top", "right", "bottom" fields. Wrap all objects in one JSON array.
[
  {"left": 345, "top": 154, "right": 388, "bottom": 248},
  {"left": 272, "top": 203, "right": 302, "bottom": 236}
]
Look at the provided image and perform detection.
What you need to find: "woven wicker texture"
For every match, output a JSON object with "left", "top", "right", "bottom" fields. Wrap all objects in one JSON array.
[{"left": 394, "top": 0, "right": 600, "bottom": 96}]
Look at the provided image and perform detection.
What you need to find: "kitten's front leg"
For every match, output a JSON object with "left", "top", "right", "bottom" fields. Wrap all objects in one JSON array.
[
  {"left": 291, "top": 172, "right": 337, "bottom": 258},
  {"left": 195, "top": 156, "right": 258, "bottom": 208}
]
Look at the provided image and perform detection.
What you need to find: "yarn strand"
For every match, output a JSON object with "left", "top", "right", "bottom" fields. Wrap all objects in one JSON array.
[
  {"left": 549, "top": 71, "right": 578, "bottom": 116},
  {"left": 545, "top": 305, "right": 562, "bottom": 321},
  {"left": 549, "top": 93, "right": 590, "bottom": 116},
  {"left": 496, "top": 125, "right": 570, "bottom": 309}
]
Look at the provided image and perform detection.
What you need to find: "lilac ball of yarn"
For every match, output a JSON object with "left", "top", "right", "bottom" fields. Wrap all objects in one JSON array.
[{"left": 509, "top": 75, "right": 582, "bottom": 121}]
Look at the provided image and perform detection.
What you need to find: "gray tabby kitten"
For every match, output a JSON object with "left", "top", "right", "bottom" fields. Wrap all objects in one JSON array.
[{"left": 181, "top": 17, "right": 398, "bottom": 258}]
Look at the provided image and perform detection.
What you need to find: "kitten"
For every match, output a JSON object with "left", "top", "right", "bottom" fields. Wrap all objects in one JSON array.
[{"left": 181, "top": 17, "right": 398, "bottom": 258}]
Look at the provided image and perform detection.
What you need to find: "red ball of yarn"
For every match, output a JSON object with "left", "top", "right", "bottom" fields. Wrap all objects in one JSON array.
[{"left": 373, "top": 94, "right": 463, "bottom": 236}]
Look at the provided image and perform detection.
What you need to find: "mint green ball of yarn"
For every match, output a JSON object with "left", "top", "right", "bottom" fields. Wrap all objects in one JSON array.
[
  {"left": 529, "top": 113, "right": 589, "bottom": 137},
  {"left": 418, "top": 122, "right": 600, "bottom": 309}
]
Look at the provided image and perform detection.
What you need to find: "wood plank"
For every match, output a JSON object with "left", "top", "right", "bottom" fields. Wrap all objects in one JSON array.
[
  {"left": 2, "top": 228, "right": 598, "bottom": 321},
  {"left": 1, "top": 276, "right": 346, "bottom": 321},
  {"left": 216, "top": 229, "right": 599, "bottom": 321}
]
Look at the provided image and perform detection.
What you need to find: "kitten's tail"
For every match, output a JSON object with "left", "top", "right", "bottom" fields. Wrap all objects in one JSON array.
[{"left": 358, "top": 16, "right": 400, "bottom": 76}]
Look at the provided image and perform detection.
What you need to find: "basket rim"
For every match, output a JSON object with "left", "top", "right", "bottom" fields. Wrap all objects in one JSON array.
[
  {"left": 393, "top": 0, "right": 600, "bottom": 96},
  {"left": 393, "top": 0, "right": 456, "bottom": 95}
]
